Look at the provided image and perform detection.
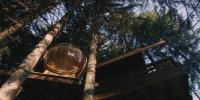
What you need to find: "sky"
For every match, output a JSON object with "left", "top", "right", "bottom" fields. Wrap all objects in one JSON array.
[{"left": 25, "top": 2, "right": 67, "bottom": 37}]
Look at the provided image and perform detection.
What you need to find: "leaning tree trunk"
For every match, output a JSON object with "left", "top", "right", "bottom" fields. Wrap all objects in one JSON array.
[
  {"left": 0, "top": 23, "right": 23, "bottom": 39},
  {"left": 0, "top": 2, "right": 65, "bottom": 66},
  {"left": 0, "top": 0, "right": 65, "bottom": 40},
  {"left": 0, "top": 19, "right": 65, "bottom": 100},
  {"left": 83, "top": 33, "right": 98, "bottom": 100}
]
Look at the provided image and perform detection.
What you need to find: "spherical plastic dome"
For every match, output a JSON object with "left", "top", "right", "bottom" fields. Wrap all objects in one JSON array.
[{"left": 43, "top": 43, "right": 87, "bottom": 77}]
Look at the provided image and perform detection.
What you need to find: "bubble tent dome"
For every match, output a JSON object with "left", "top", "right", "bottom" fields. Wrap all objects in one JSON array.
[{"left": 43, "top": 43, "right": 87, "bottom": 78}]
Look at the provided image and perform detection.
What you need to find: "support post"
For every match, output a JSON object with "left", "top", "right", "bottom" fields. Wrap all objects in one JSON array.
[{"left": 83, "top": 33, "right": 98, "bottom": 100}]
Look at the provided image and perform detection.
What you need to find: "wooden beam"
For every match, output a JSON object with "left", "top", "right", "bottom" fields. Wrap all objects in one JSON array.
[
  {"left": 94, "top": 90, "right": 120, "bottom": 100},
  {"left": 97, "top": 40, "right": 166, "bottom": 68},
  {"left": 0, "top": 70, "right": 82, "bottom": 84}
]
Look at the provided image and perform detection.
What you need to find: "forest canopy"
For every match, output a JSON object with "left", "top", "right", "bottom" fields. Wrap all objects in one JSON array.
[{"left": 0, "top": 0, "right": 200, "bottom": 98}]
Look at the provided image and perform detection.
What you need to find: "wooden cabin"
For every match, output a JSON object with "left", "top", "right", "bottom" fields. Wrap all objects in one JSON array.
[
  {"left": 0, "top": 42, "right": 193, "bottom": 100},
  {"left": 95, "top": 58, "right": 192, "bottom": 100}
]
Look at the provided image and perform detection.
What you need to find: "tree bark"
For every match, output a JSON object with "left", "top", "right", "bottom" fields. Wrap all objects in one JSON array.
[
  {"left": 0, "top": 1, "right": 63, "bottom": 39},
  {"left": 0, "top": 20, "right": 64, "bottom": 100},
  {"left": 83, "top": 33, "right": 98, "bottom": 100},
  {"left": 0, "top": 23, "right": 22, "bottom": 39}
]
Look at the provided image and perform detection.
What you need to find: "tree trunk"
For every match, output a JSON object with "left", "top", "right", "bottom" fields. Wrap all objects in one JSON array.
[
  {"left": 0, "top": 1, "right": 63, "bottom": 39},
  {"left": 0, "top": 23, "right": 22, "bottom": 39},
  {"left": 83, "top": 33, "right": 98, "bottom": 100},
  {"left": 0, "top": 2, "right": 66, "bottom": 66},
  {"left": 0, "top": 19, "right": 65, "bottom": 100}
]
